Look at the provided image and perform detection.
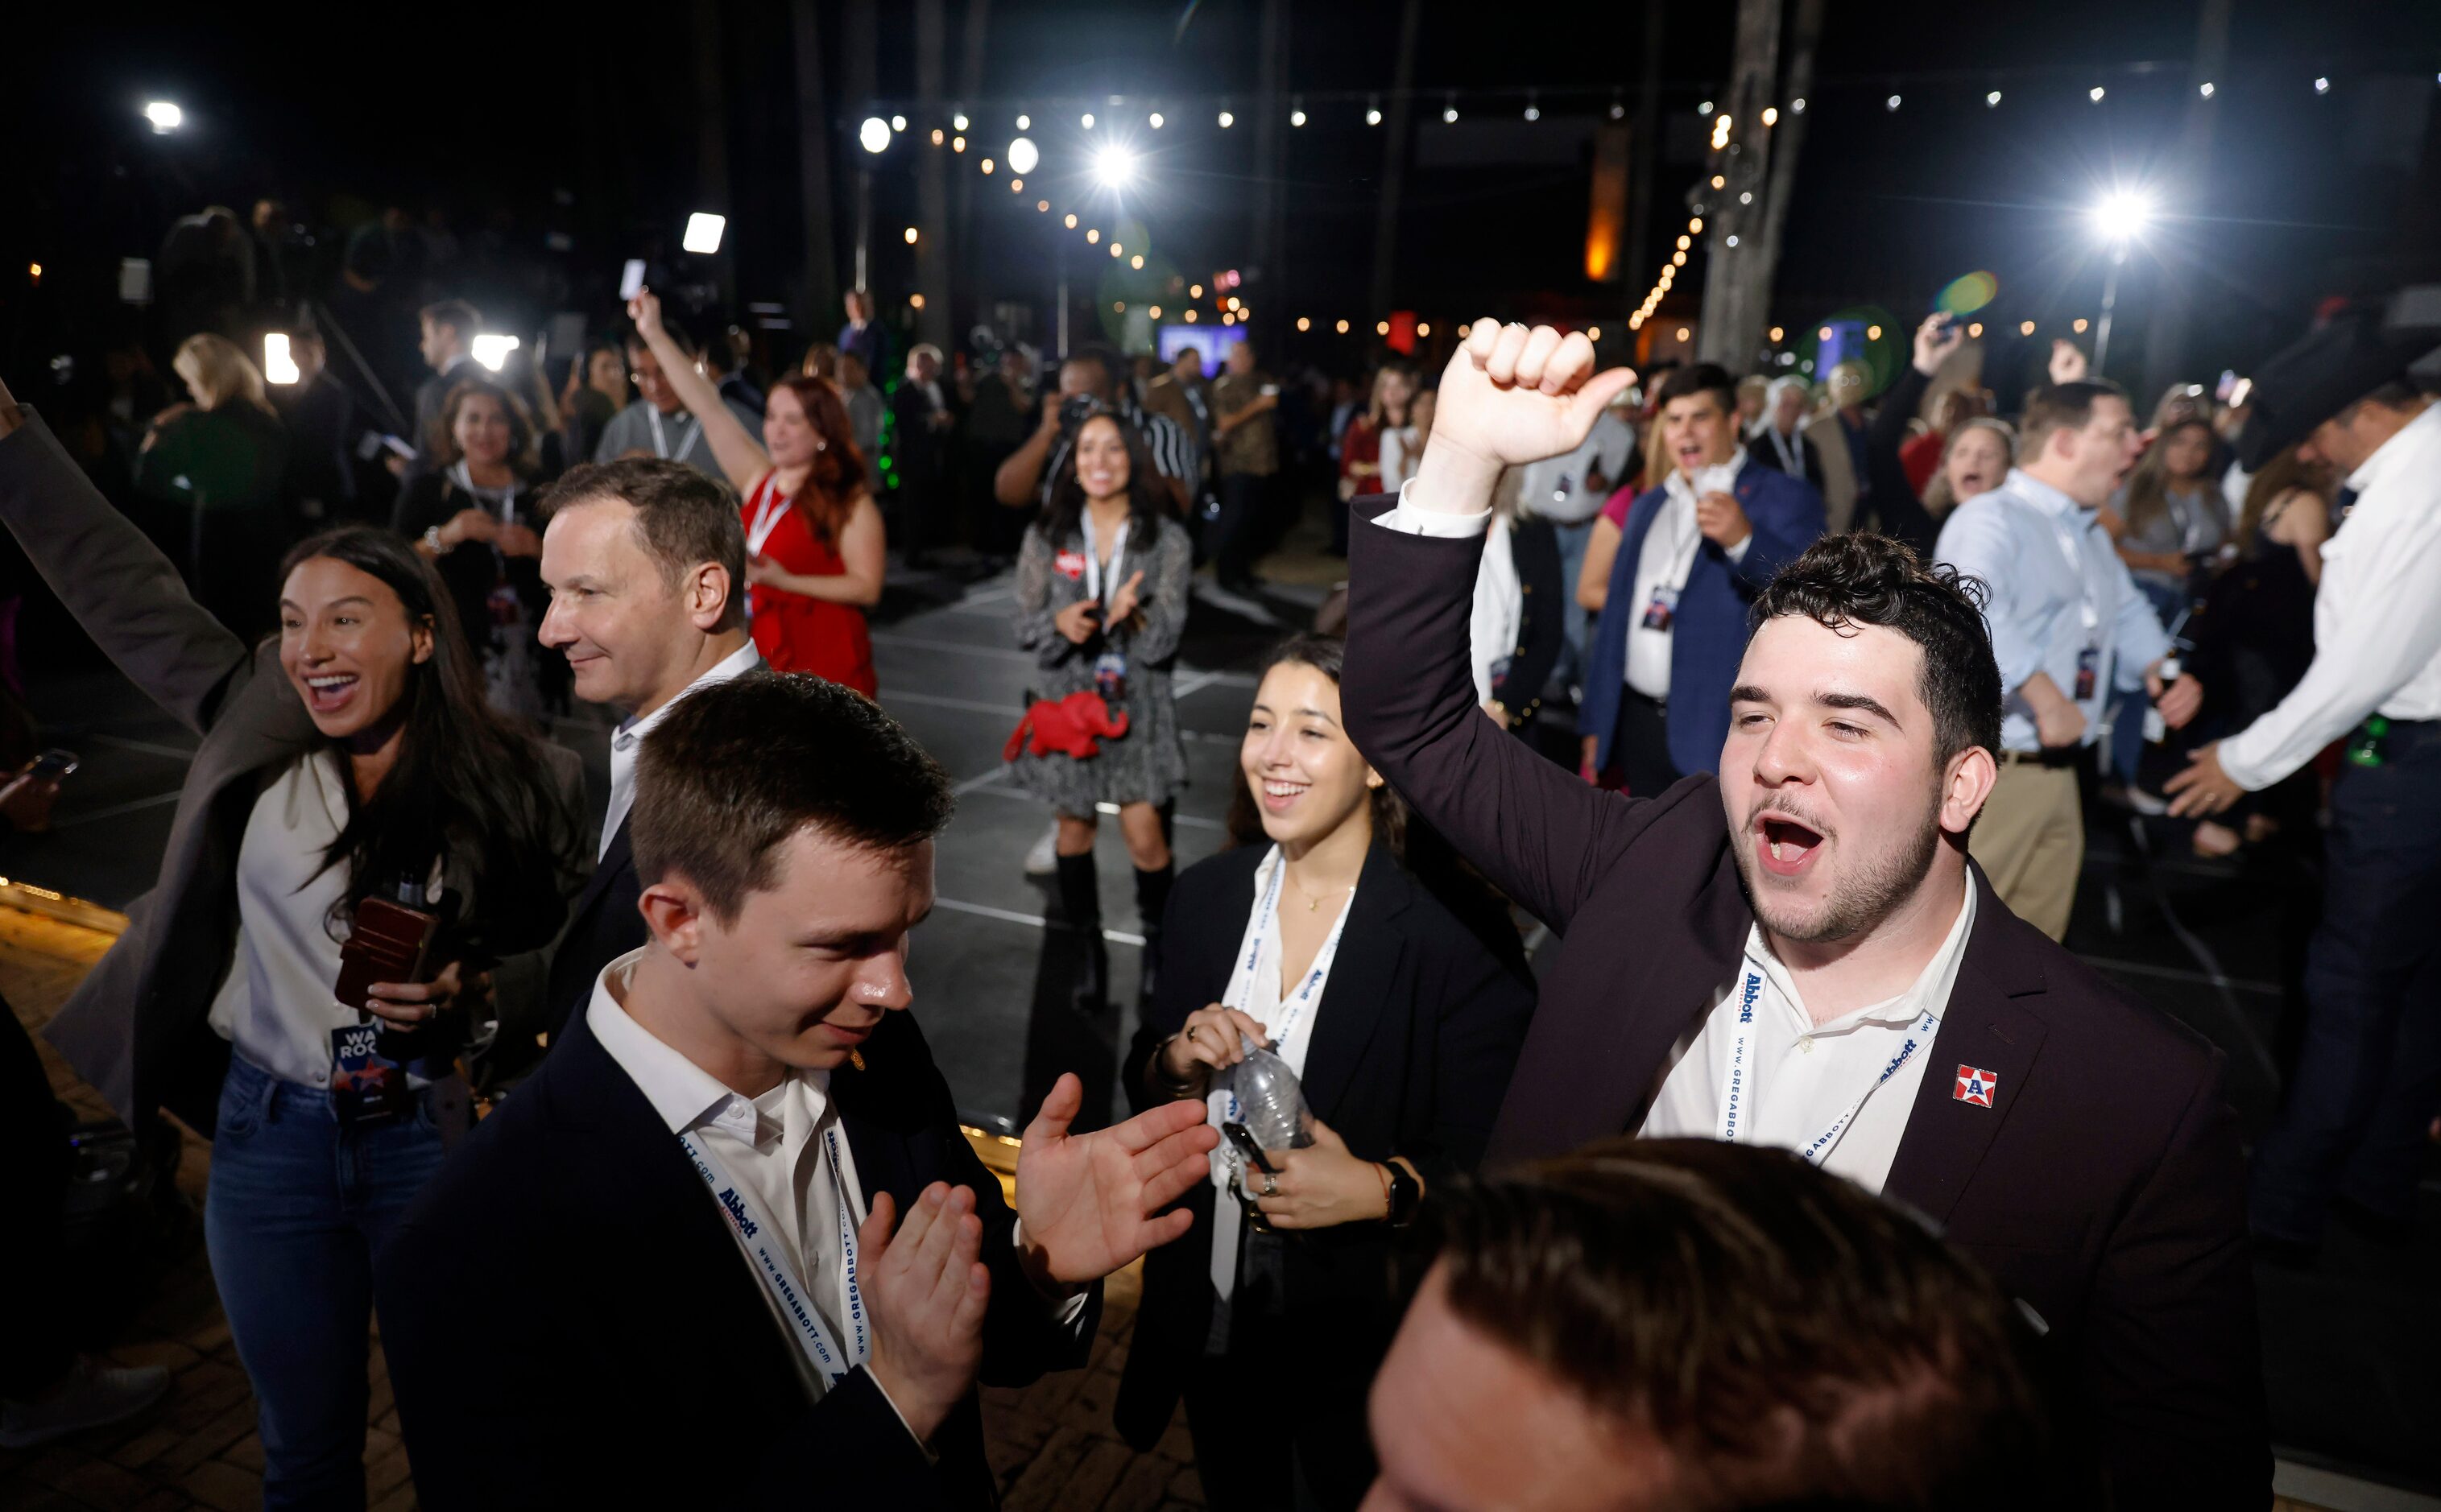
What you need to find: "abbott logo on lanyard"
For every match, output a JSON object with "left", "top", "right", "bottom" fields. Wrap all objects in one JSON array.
[
  {"left": 679, "top": 1123, "right": 868, "bottom": 1386},
  {"left": 1715, "top": 968, "right": 1938, "bottom": 1167}
]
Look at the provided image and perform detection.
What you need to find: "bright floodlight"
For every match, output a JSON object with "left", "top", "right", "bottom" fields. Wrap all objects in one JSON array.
[
  {"left": 2090, "top": 191, "right": 2152, "bottom": 244},
  {"left": 263, "top": 333, "right": 300, "bottom": 386},
  {"left": 858, "top": 116, "right": 892, "bottom": 154},
  {"left": 1006, "top": 135, "right": 1040, "bottom": 175},
  {"left": 683, "top": 213, "right": 726, "bottom": 254},
  {"left": 1093, "top": 144, "right": 1136, "bottom": 189},
  {"left": 470, "top": 333, "right": 520, "bottom": 373},
  {"left": 144, "top": 101, "right": 183, "bottom": 133}
]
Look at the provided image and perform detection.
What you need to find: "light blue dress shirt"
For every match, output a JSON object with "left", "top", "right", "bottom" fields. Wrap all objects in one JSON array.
[{"left": 1934, "top": 469, "right": 2170, "bottom": 754}]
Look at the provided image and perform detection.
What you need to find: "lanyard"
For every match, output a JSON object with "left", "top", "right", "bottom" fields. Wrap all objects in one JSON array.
[
  {"left": 1765, "top": 423, "right": 1802, "bottom": 476},
  {"left": 645, "top": 406, "right": 702, "bottom": 463},
  {"left": 448, "top": 461, "right": 517, "bottom": 523},
  {"left": 679, "top": 1121, "right": 868, "bottom": 1387},
  {"left": 2044, "top": 510, "right": 2103, "bottom": 633},
  {"left": 1206, "top": 848, "right": 1356, "bottom": 1300},
  {"left": 1714, "top": 968, "right": 1940, "bottom": 1167},
  {"left": 1079, "top": 510, "right": 1131, "bottom": 609},
  {"left": 746, "top": 473, "right": 793, "bottom": 558}
]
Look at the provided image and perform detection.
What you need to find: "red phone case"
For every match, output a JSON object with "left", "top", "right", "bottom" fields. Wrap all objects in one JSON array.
[{"left": 334, "top": 897, "right": 440, "bottom": 1011}]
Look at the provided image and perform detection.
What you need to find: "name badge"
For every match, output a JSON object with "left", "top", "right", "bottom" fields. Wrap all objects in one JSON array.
[
  {"left": 1094, "top": 648, "right": 1129, "bottom": 704},
  {"left": 329, "top": 1021, "right": 408, "bottom": 1125},
  {"left": 1640, "top": 585, "right": 1679, "bottom": 632},
  {"left": 2073, "top": 645, "right": 2100, "bottom": 703}
]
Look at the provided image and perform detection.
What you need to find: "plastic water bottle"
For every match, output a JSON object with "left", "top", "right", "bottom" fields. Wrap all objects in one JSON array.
[{"left": 1227, "top": 1040, "right": 1314, "bottom": 1151}]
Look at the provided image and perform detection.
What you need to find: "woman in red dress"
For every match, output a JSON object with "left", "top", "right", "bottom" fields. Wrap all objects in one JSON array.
[{"left": 626, "top": 291, "right": 882, "bottom": 695}]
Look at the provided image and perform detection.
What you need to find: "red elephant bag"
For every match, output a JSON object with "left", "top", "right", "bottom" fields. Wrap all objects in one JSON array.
[{"left": 1004, "top": 690, "right": 1131, "bottom": 762}]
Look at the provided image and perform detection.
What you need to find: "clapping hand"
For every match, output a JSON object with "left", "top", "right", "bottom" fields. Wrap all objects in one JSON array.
[
  {"left": 860, "top": 1182, "right": 991, "bottom": 1446},
  {"left": 1013, "top": 1072, "right": 1219, "bottom": 1287}
]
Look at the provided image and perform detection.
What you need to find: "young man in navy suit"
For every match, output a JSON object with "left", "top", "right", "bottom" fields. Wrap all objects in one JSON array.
[
  {"left": 379, "top": 672, "right": 1218, "bottom": 1508},
  {"left": 1343, "top": 321, "right": 2266, "bottom": 1507},
  {"left": 1579, "top": 362, "right": 1825, "bottom": 793}
]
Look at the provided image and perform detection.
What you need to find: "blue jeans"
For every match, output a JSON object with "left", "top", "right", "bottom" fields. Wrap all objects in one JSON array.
[
  {"left": 204, "top": 1055, "right": 449, "bottom": 1510},
  {"left": 1548, "top": 518, "right": 1599, "bottom": 694},
  {"left": 2249, "top": 720, "right": 2441, "bottom": 1243}
]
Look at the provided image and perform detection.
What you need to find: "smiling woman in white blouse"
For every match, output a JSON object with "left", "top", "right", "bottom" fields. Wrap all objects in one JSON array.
[{"left": 1115, "top": 633, "right": 1536, "bottom": 1511}]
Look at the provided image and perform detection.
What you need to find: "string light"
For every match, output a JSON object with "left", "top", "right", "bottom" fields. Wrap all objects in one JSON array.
[
  {"left": 1866, "top": 324, "right": 1883, "bottom": 340},
  {"left": 1110, "top": 243, "right": 1123, "bottom": 258},
  {"left": 1218, "top": 105, "right": 1235, "bottom": 127},
  {"left": 1417, "top": 321, "right": 1431, "bottom": 336},
  {"left": 954, "top": 110, "right": 970, "bottom": 130},
  {"left": 1587, "top": 325, "right": 1601, "bottom": 341},
  {"left": 2072, "top": 317, "right": 2090, "bottom": 333},
  {"left": 2019, "top": 320, "right": 2037, "bottom": 335},
  {"left": 1086, "top": 228, "right": 1100, "bottom": 243},
  {"left": 2088, "top": 86, "right": 2106, "bottom": 102},
  {"left": 1150, "top": 111, "right": 1165, "bottom": 128},
  {"left": 1011, "top": 178, "right": 1023, "bottom": 191},
  {"left": 1675, "top": 327, "right": 1690, "bottom": 342},
  {"left": 1769, "top": 326, "right": 1784, "bottom": 341},
  {"left": 1608, "top": 96, "right": 1625, "bottom": 121},
  {"left": 1082, "top": 111, "right": 1095, "bottom": 128},
  {"left": 1336, "top": 319, "right": 1351, "bottom": 334},
  {"left": 1672, "top": 250, "right": 1686, "bottom": 266},
  {"left": 1761, "top": 106, "right": 1779, "bottom": 126},
  {"left": 1710, "top": 114, "right": 1731, "bottom": 150},
  {"left": 1366, "top": 97, "right": 1383, "bottom": 126},
  {"left": 1185, "top": 309, "right": 1198, "bottom": 322},
  {"left": 1967, "top": 322, "right": 1984, "bottom": 337},
  {"left": 1150, "top": 305, "right": 1162, "bottom": 318},
  {"left": 981, "top": 158, "right": 994, "bottom": 173},
  {"left": 1038, "top": 200, "right": 1050, "bottom": 211},
  {"left": 1065, "top": 213, "right": 1078, "bottom": 228},
  {"left": 1131, "top": 254, "right": 1144, "bottom": 269},
  {"left": 1886, "top": 95, "right": 1902, "bottom": 112},
  {"left": 1225, "top": 295, "right": 1240, "bottom": 311},
  {"left": 1442, "top": 93, "right": 1458, "bottom": 124},
  {"left": 1222, "top": 312, "right": 1236, "bottom": 325},
  {"left": 910, "top": 293, "right": 925, "bottom": 309},
  {"left": 1016, "top": 113, "right": 1030, "bottom": 129},
  {"left": 1689, "top": 217, "right": 1704, "bottom": 233},
  {"left": 1697, "top": 100, "right": 1715, "bottom": 116},
  {"left": 1290, "top": 95, "right": 1307, "bottom": 126},
  {"left": 903, "top": 225, "right": 919, "bottom": 243},
  {"left": 931, "top": 128, "right": 945, "bottom": 146},
  {"left": 952, "top": 135, "right": 966, "bottom": 152},
  {"left": 1376, "top": 320, "right": 1391, "bottom": 336},
  {"left": 1115, "top": 301, "right": 1126, "bottom": 312},
  {"left": 891, "top": 114, "right": 907, "bottom": 131},
  {"left": 1189, "top": 283, "right": 1204, "bottom": 298},
  {"left": 1819, "top": 326, "right": 1834, "bottom": 340},
  {"left": 1725, "top": 234, "right": 1739, "bottom": 247},
  {"left": 2199, "top": 82, "right": 2215, "bottom": 98},
  {"left": 1790, "top": 97, "right": 1806, "bottom": 114},
  {"left": 1297, "top": 316, "right": 1311, "bottom": 331},
  {"left": 1711, "top": 175, "right": 1726, "bottom": 189},
  {"left": 2314, "top": 76, "right": 2331, "bottom": 95},
  {"left": 1987, "top": 91, "right": 2003, "bottom": 107},
  {"left": 1524, "top": 92, "right": 1541, "bottom": 122}
]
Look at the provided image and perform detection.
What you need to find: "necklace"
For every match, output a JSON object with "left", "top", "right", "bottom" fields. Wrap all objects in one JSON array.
[{"left": 1284, "top": 865, "right": 1355, "bottom": 913}]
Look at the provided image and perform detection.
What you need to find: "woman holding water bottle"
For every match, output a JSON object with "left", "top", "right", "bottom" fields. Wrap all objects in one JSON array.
[{"left": 1116, "top": 633, "right": 1536, "bottom": 1510}]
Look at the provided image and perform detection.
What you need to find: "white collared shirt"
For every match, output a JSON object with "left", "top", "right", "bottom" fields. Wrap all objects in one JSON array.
[
  {"left": 1637, "top": 883, "right": 1977, "bottom": 1193},
  {"left": 588, "top": 950, "right": 862, "bottom": 1405},
  {"left": 2220, "top": 402, "right": 2441, "bottom": 791},
  {"left": 1621, "top": 452, "right": 1756, "bottom": 700},
  {"left": 602, "top": 641, "right": 763, "bottom": 857}
]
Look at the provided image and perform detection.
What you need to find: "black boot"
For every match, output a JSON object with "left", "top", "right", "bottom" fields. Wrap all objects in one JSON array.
[
  {"left": 1134, "top": 863, "right": 1175, "bottom": 1010},
  {"left": 1055, "top": 852, "right": 1107, "bottom": 1016}
]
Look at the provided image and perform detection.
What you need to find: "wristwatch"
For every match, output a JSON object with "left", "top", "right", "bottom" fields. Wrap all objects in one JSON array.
[{"left": 1384, "top": 1161, "right": 1422, "bottom": 1228}]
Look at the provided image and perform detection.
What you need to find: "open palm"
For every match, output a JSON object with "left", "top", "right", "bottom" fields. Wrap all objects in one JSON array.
[
  {"left": 1429, "top": 320, "right": 1637, "bottom": 471},
  {"left": 1014, "top": 1073, "right": 1218, "bottom": 1284}
]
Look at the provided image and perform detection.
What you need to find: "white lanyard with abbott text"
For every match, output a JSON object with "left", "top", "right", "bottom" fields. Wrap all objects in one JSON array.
[
  {"left": 2047, "top": 514, "right": 2102, "bottom": 634},
  {"left": 1206, "top": 849, "right": 1355, "bottom": 1300},
  {"left": 679, "top": 1122, "right": 869, "bottom": 1387},
  {"left": 1714, "top": 967, "right": 1939, "bottom": 1167},
  {"left": 645, "top": 406, "right": 702, "bottom": 464}
]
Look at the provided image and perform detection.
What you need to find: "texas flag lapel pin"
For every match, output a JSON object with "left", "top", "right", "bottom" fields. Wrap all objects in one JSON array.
[{"left": 1953, "top": 1064, "right": 1997, "bottom": 1108}]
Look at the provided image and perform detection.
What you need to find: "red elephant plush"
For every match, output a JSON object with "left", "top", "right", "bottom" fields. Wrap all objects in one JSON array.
[{"left": 1004, "top": 691, "right": 1130, "bottom": 762}]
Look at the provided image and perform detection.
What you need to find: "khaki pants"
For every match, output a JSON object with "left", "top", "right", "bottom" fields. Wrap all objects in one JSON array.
[{"left": 1970, "top": 760, "right": 2083, "bottom": 941}]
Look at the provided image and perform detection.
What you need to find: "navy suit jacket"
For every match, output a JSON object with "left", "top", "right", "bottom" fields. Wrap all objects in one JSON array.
[
  {"left": 377, "top": 1001, "right": 1098, "bottom": 1509},
  {"left": 1581, "top": 459, "right": 1824, "bottom": 777}
]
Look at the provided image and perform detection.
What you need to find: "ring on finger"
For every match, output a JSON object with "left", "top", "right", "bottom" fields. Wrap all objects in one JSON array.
[
  {"left": 1261, "top": 1173, "right": 1279, "bottom": 1197},
  {"left": 1185, "top": 1026, "right": 1199, "bottom": 1043}
]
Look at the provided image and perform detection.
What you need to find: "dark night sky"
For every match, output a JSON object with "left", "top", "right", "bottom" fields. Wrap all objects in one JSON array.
[{"left": 6, "top": 1, "right": 2439, "bottom": 391}]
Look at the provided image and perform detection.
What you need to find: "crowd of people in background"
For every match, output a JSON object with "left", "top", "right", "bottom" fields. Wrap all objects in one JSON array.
[{"left": 2, "top": 184, "right": 2438, "bottom": 1512}]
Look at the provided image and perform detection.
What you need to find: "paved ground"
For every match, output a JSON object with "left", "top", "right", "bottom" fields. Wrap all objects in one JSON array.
[{"left": 3, "top": 501, "right": 2438, "bottom": 1507}]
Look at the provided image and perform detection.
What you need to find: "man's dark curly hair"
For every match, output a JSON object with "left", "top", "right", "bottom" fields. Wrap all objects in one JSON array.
[{"left": 1749, "top": 532, "right": 2003, "bottom": 766}]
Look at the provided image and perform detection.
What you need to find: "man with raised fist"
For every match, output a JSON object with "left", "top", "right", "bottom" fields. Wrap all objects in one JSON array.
[{"left": 1339, "top": 321, "right": 2265, "bottom": 1507}]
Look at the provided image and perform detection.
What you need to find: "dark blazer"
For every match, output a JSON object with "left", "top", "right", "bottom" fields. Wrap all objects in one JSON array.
[
  {"left": 1748, "top": 424, "right": 1827, "bottom": 498},
  {"left": 543, "top": 816, "right": 642, "bottom": 1041},
  {"left": 1112, "top": 841, "right": 1536, "bottom": 1494},
  {"left": 389, "top": 470, "right": 548, "bottom": 659},
  {"left": 1864, "top": 362, "right": 1943, "bottom": 559},
  {"left": 1580, "top": 460, "right": 1825, "bottom": 777},
  {"left": 1489, "top": 514, "right": 1566, "bottom": 729},
  {"left": 377, "top": 998, "right": 1098, "bottom": 1510},
  {"left": 0, "top": 413, "right": 585, "bottom": 1130},
  {"left": 1339, "top": 493, "right": 2269, "bottom": 1508}
]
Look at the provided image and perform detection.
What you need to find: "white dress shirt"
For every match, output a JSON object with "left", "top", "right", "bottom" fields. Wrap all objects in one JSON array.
[
  {"left": 2220, "top": 402, "right": 2441, "bottom": 791},
  {"left": 1934, "top": 469, "right": 2170, "bottom": 754},
  {"left": 1624, "top": 451, "right": 1754, "bottom": 700},
  {"left": 602, "top": 641, "right": 763, "bottom": 857},
  {"left": 1467, "top": 513, "right": 1523, "bottom": 704},
  {"left": 1638, "top": 883, "right": 1976, "bottom": 1193}
]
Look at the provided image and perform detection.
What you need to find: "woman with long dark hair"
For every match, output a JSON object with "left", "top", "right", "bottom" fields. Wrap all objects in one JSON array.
[
  {"left": 393, "top": 377, "right": 556, "bottom": 718},
  {"left": 0, "top": 370, "right": 585, "bottom": 1506},
  {"left": 627, "top": 288, "right": 883, "bottom": 695},
  {"left": 1115, "top": 634, "right": 1533, "bottom": 1510},
  {"left": 1008, "top": 408, "right": 1194, "bottom": 1010},
  {"left": 2109, "top": 415, "right": 2228, "bottom": 624}
]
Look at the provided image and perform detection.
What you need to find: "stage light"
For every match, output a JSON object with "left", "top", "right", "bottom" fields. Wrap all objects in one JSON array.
[
  {"left": 859, "top": 117, "right": 892, "bottom": 154},
  {"left": 470, "top": 333, "right": 519, "bottom": 372},
  {"left": 263, "top": 333, "right": 300, "bottom": 385},
  {"left": 2088, "top": 188, "right": 2153, "bottom": 245},
  {"left": 1082, "top": 111, "right": 1095, "bottom": 129},
  {"left": 1149, "top": 112, "right": 1165, "bottom": 129},
  {"left": 1093, "top": 143, "right": 1136, "bottom": 188},
  {"left": 1007, "top": 136, "right": 1039, "bottom": 175},
  {"left": 684, "top": 213, "right": 726, "bottom": 254},
  {"left": 144, "top": 101, "right": 183, "bottom": 133}
]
